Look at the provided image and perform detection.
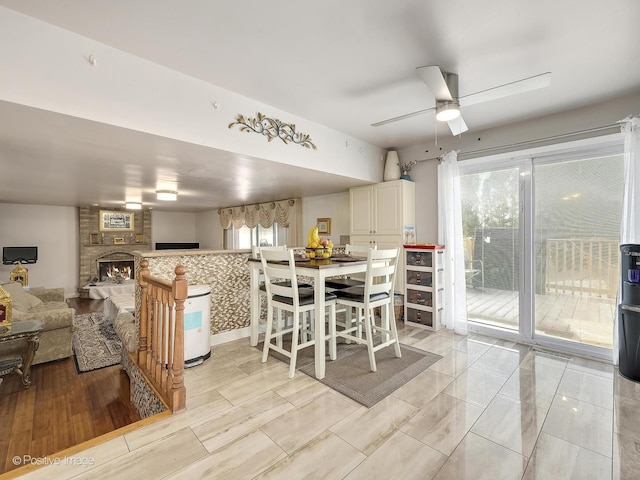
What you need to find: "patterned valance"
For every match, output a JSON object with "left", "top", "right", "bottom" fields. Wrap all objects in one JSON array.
[{"left": 218, "top": 199, "right": 297, "bottom": 230}]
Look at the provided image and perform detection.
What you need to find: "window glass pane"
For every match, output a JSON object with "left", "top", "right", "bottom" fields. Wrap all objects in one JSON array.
[
  {"left": 257, "top": 225, "right": 275, "bottom": 246},
  {"left": 237, "top": 226, "right": 252, "bottom": 249},
  {"left": 534, "top": 154, "right": 623, "bottom": 348},
  {"left": 225, "top": 223, "right": 288, "bottom": 249},
  {"left": 461, "top": 167, "right": 521, "bottom": 331}
]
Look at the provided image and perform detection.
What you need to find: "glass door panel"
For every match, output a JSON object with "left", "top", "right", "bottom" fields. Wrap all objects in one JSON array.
[
  {"left": 533, "top": 155, "right": 623, "bottom": 348},
  {"left": 461, "top": 167, "right": 521, "bottom": 331}
]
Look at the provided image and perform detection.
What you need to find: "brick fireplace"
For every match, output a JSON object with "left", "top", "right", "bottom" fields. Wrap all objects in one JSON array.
[{"left": 78, "top": 207, "right": 151, "bottom": 294}]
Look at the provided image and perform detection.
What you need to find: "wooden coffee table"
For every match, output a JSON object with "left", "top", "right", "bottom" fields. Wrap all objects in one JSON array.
[{"left": 0, "top": 319, "right": 44, "bottom": 388}]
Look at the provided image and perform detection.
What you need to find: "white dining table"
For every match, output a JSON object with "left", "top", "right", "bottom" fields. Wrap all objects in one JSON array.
[{"left": 248, "top": 256, "right": 369, "bottom": 379}]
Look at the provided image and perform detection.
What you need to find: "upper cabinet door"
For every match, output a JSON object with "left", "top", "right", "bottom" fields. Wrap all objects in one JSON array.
[
  {"left": 350, "top": 180, "right": 414, "bottom": 236},
  {"left": 374, "top": 182, "right": 403, "bottom": 235},
  {"left": 350, "top": 185, "right": 374, "bottom": 235}
]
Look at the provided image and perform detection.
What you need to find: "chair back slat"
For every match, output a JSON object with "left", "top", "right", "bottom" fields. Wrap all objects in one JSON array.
[
  {"left": 345, "top": 243, "right": 376, "bottom": 258},
  {"left": 260, "top": 248, "right": 301, "bottom": 306},
  {"left": 252, "top": 245, "right": 287, "bottom": 259},
  {"left": 364, "top": 248, "right": 399, "bottom": 302}
]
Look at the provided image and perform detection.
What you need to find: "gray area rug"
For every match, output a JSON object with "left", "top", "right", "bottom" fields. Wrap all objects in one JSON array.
[
  {"left": 258, "top": 337, "right": 441, "bottom": 408},
  {"left": 72, "top": 312, "right": 122, "bottom": 373}
]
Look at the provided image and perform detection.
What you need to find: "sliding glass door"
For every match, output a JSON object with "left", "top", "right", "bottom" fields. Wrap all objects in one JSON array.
[
  {"left": 460, "top": 166, "right": 522, "bottom": 332},
  {"left": 459, "top": 140, "right": 624, "bottom": 358}
]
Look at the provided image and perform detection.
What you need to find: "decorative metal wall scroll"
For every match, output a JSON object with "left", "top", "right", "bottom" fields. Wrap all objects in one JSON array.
[{"left": 228, "top": 112, "right": 317, "bottom": 150}]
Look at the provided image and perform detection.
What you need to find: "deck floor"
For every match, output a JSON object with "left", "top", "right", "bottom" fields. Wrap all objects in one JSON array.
[{"left": 466, "top": 287, "right": 615, "bottom": 348}]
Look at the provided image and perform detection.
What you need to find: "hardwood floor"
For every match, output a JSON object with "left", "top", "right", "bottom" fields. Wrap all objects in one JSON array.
[{"left": 0, "top": 298, "right": 139, "bottom": 476}]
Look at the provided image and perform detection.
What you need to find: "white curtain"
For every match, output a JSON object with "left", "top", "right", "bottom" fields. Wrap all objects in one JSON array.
[
  {"left": 259, "top": 203, "right": 276, "bottom": 228},
  {"left": 614, "top": 114, "right": 640, "bottom": 364},
  {"left": 218, "top": 199, "right": 297, "bottom": 230},
  {"left": 244, "top": 204, "right": 260, "bottom": 228},
  {"left": 437, "top": 150, "right": 468, "bottom": 335}
]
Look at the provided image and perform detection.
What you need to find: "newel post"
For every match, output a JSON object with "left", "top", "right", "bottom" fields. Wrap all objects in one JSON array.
[
  {"left": 138, "top": 259, "right": 150, "bottom": 366},
  {"left": 170, "top": 264, "right": 188, "bottom": 411}
]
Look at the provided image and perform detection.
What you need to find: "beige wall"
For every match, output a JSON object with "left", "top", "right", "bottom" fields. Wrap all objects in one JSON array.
[
  {"left": 301, "top": 192, "right": 351, "bottom": 245},
  {"left": 0, "top": 204, "right": 79, "bottom": 296},
  {"left": 151, "top": 211, "right": 197, "bottom": 247}
]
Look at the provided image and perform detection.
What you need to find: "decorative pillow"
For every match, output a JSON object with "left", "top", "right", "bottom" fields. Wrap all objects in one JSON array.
[{"left": 0, "top": 282, "right": 43, "bottom": 311}]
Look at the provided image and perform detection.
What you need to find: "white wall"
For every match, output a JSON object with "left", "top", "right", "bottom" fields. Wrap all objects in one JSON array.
[
  {"left": 195, "top": 210, "right": 223, "bottom": 250},
  {"left": 151, "top": 211, "right": 197, "bottom": 247},
  {"left": 301, "top": 192, "right": 350, "bottom": 245},
  {"left": 0, "top": 204, "right": 78, "bottom": 296},
  {"left": 0, "top": 7, "right": 384, "bottom": 184}
]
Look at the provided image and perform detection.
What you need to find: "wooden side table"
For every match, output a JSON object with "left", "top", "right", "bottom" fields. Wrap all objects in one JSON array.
[{"left": 0, "top": 319, "right": 44, "bottom": 388}]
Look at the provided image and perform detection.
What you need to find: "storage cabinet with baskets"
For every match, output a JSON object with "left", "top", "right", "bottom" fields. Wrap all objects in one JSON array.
[{"left": 404, "top": 245, "right": 445, "bottom": 331}]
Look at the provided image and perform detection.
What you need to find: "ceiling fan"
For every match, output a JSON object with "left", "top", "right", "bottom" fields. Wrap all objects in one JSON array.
[{"left": 371, "top": 66, "right": 551, "bottom": 135}]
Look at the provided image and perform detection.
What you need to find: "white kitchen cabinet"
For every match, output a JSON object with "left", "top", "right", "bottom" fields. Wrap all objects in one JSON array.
[
  {"left": 350, "top": 180, "right": 414, "bottom": 236},
  {"left": 404, "top": 245, "right": 445, "bottom": 331},
  {"left": 349, "top": 180, "right": 415, "bottom": 292}
]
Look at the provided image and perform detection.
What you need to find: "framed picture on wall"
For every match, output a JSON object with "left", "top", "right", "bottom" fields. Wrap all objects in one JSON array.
[
  {"left": 99, "top": 210, "right": 135, "bottom": 232},
  {"left": 317, "top": 218, "right": 331, "bottom": 235}
]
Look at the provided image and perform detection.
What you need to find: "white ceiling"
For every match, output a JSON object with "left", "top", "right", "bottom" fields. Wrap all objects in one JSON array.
[{"left": 1, "top": 1, "right": 640, "bottom": 212}]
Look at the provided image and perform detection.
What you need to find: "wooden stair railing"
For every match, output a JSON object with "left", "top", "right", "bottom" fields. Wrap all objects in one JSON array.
[{"left": 137, "top": 260, "right": 187, "bottom": 412}]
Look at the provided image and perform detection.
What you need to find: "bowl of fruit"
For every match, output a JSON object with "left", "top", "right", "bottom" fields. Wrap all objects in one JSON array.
[{"left": 306, "top": 226, "right": 333, "bottom": 259}]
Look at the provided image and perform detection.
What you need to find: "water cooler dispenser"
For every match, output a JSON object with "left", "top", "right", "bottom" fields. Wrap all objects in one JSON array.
[
  {"left": 619, "top": 244, "right": 640, "bottom": 381},
  {"left": 183, "top": 284, "right": 212, "bottom": 367}
]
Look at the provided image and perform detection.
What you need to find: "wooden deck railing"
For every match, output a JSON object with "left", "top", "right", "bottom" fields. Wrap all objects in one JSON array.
[
  {"left": 464, "top": 235, "right": 620, "bottom": 299},
  {"left": 137, "top": 260, "right": 187, "bottom": 412},
  {"left": 545, "top": 238, "right": 619, "bottom": 299}
]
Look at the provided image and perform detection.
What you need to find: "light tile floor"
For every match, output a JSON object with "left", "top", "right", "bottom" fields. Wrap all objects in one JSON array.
[{"left": 16, "top": 323, "right": 640, "bottom": 480}]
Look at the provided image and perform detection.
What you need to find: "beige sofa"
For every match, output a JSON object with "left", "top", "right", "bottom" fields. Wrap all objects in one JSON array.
[{"left": 1, "top": 282, "right": 74, "bottom": 365}]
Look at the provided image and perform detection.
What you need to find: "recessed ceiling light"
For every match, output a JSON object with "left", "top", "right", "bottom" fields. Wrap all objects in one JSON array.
[
  {"left": 156, "top": 190, "right": 178, "bottom": 201},
  {"left": 125, "top": 202, "right": 142, "bottom": 210}
]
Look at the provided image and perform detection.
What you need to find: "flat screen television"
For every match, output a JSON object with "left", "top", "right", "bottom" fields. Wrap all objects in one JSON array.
[
  {"left": 3, "top": 246, "right": 38, "bottom": 265},
  {"left": 155, "top": 242, "right": 200, "bottom": 250}
]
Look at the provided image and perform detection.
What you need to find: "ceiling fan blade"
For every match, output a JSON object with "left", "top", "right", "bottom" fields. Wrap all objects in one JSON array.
[
  {"left": 371, "top": 106, "right": 435, "bottom": 127},
  {"left": 459, "top": 72, "right": 551, "bottom": 107},
  {"left": 416, "top": 66, "right": 453, "bottom": 101},
  {"left": 447, "top": 115, "right": 468, "bottom": 136}
]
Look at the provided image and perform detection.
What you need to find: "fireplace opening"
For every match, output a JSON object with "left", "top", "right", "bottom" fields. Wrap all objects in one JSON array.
[{"left": 98, "top": 260, "right": 134, "bottom": 282}]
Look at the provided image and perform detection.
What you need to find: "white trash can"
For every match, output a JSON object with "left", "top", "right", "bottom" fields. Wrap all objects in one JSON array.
[{"left": 183, "top": 284, "right": 211, "bottom": 367}]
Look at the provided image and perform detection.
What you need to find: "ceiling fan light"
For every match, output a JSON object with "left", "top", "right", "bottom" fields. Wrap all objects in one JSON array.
[
  {"left": 435, "top": 102, "right": 460, "bottom": 122},
  {"left": 125, "top": 202, "right": 142, "bottom": 210},
  {"left": 156, "top": 190, "right": 178, "bottom": 201}
]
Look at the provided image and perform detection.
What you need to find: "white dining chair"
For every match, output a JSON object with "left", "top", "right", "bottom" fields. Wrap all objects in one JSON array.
[
  {"left": 253, "top": 245, "right": 311, "bottom": 292},
  {"left": 324, "top": 244, "right": 376, "bottom": 290},
  {"left": 251, "top": 245, "right": 286, "bottom": 259},
  {"left": 334, "top": 247, "right": 401, "bottom": 372},
  {"left": 253, "top": 245, "right": 313, "bottom": 350},
  {"left": 260, "top": 248, "right": 337, "bottom": 378}
]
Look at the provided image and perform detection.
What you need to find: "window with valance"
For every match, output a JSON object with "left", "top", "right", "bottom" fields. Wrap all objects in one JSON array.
[{"left": 218, "top": 198, "right": 301, "bottom": 248}]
